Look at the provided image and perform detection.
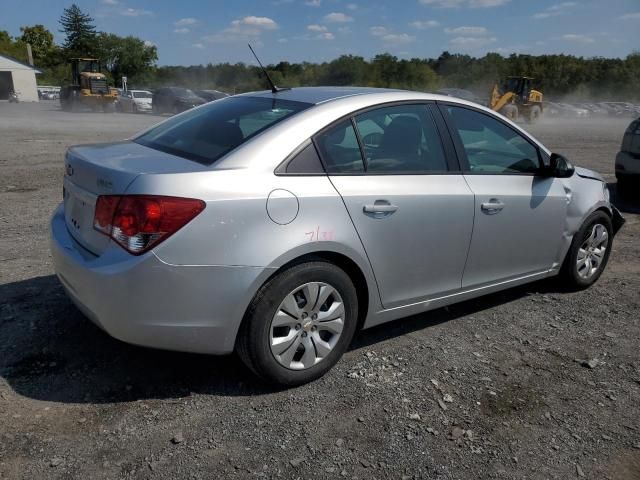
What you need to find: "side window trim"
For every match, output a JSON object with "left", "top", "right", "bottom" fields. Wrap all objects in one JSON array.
[
  {"left": 436, "top": 101, "right": 544, "bottom": 176},
  {"left": 350, "top": 117, "right": 368, "bottom": 173},
  {"left": 274, "top": 139, "right": 327, "bottom": 176},
  {"left": 427, "top": 103, "right": 462, "bottom": 172}
]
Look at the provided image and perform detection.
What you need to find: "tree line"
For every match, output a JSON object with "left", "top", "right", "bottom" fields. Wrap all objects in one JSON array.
[{"left": 1, "top": 3, "right": 638, "bottom": 101}]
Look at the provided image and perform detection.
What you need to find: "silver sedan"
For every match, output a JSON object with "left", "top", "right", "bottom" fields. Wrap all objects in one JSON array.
[{"left": 50, "top": 87, "right": 624, "bottom": 385}]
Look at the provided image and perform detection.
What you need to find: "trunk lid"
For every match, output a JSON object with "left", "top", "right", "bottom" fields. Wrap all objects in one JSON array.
[{"left": 63, "top": 141, "right": 209, "bottom": 255}]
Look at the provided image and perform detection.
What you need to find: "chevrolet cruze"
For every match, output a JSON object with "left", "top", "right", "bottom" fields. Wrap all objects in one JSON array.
[{"left": 51, "top": 87, "right": 624, "bottom": 385}]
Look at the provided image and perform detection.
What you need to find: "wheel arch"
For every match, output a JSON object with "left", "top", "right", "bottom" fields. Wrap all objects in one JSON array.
[{"left": 233, "top": 249, "right": 375, "bottom": 353}]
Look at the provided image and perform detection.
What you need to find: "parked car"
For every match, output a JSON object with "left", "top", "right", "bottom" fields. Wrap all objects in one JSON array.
[
  {"left": 152, "top": 87, "right": 206, "bottom": 114},
  {"left": 615, "top": 116, "right": 640, "bottom": 195},
  {"left": 543, "top": 101, "right": 562, "bottom": 117},
  {"left": 195, "top": 89, "right": 230, "bottom": 102},
  {"left": 117, "top": 89, "right": 153, "bottom": 114},
  {"left": 557, "top": 103, "right": 589, "bottom": 118},
  {"left": 606, "top": 102, "right": 640, "bottom": 118},
  {"left": 575, "top": 103, "right": 608, "bottom": 116},
  {"left": 50, "top": 87, "right": 624, "bottom": 386}
]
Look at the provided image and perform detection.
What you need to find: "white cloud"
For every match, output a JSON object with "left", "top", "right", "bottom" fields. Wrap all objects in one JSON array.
[
  {"left": 532, "top": 2, "right": 576, "bottom": 19},
  {"left": 346, "top": 3, "right": 358, "bottom": 10},
  {"left": 409, "top": 20, "right": 440, "bottom": 29},
  {"left": 419, "top": 0, "right": 508, "bottom": 7},
  {"left": 324, "top": 12, "right": 354, "bottom": 22},
  {"left": 203, "top": 16, "right": 279, "bottom": 43},
  {"left": 619, "top": 12, "right": 640, "bottom": 20},
  {"left": 450, "top": 35, "right": 497, "bottom": 48},
  {"left": 445, "top": 26, "right": 488, "bottom": 35},
  {"left": 237, "top": 16, "right": 278, "bottom": 29},
  {"left": 143, "top": 40, "right": 155, "bottom": 47},
  {"left": 369, "top": 26, "right": 389, "bottom": 36},
  {"left": 174, "top": 28, "right": 190, "bottom": 34},
  {"left": 562, "top": 33, "right": 594, "bottom": 44},
  {"left": 307, "top": 24, "right": 328, "bottom": 32},
  {"left": 419, "top": 0, "right": 464, "bottom": 7},
  {"left": 175, "top": 18, "right": 197, "bottom": 26},
  {"left": 316, "top": 32, "right": 335, "bottom": 40},
  {"left": 305, "top": 0, "right": 321, "bottom": 6},
  {"left": 382, "top": 33, "right": 416, "bottom": 45},
  {"left": 121, "top": 7, "right": 153, "bottom": 16},
  {"left": 468, "top": 0, "right": 509, "bottom": 7},
  {"left": 192, "top": 43, "right": 204, "bottom": 49},
  {"left": 277, "top": 37, "right": 289, "bottom": 43},
  {"left": 101, "top": 0, "right": 118, "bottom": 4}
]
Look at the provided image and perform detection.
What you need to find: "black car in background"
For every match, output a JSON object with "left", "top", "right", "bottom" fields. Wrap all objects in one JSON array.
[
  {"left": 152, "top": 87, "right": 206, "bottom": 114},
  {"left": 195, "top": 89, "right": 230, "bottom": 102}
]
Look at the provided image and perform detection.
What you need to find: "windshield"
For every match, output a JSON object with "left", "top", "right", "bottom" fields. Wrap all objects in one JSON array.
[
  {"left": 133, "top": 91, "right": 152, "bottom": 99},
  {"left": 134, "top": 96, "right": 312, "bottom": 164}
]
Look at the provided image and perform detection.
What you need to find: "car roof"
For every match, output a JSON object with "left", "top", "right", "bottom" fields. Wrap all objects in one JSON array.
[{"left": 237, "top": 86, "right": 409, "bottom": 105}]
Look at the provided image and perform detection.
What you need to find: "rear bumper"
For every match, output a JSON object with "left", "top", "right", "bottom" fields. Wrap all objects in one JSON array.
[
  {"left": 50, "top": 203, "right": 268, "bottom": 354},
  {"left": 616, "top": 151, "right": 640, "bottom": 176}
]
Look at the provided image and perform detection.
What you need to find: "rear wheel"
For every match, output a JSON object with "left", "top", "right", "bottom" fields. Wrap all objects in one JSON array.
[
  {"left": 560, "top": 211, "right": 612, "bottom": 289},
  {"left": 237, "top": 261, "right": 358, "bottom": 386},
  {"left": 528, "top": 105, "right": 541, "bottom": 124}
]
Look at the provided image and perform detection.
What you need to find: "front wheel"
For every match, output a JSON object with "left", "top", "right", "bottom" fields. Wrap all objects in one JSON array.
[
  {"left": 501, "top": 104, "right": 518, "bottom": 121},
  {"left": 560, "top": 211, "right": 613, "bottom": 289},
  {"left": 236, "top": 261, "right": 359, "bottom": 386}
]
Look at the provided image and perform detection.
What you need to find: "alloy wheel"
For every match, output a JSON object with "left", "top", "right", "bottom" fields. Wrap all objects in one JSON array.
[
  {"left": 576, "top": 223, "right": 609, "bottom": 279},
  {"left": 269, "top": 282, "right": 345, "bottom": 370}
]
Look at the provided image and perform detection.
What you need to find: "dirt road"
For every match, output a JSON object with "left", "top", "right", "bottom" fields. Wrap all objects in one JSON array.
[{"left": 1, "top": 102, "right": 639, "bottom": 479}]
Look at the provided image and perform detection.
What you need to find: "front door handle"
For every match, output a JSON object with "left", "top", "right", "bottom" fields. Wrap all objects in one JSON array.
[
  {"left": 363, "top": 200, "right": 398, "bottom": 217},
  {"left": 481, "top": 199, "right": 505, "bottom": 214}
]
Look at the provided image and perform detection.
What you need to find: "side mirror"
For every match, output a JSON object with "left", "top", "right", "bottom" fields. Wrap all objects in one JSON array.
[{"left": 548, "top": 153, "right": 575, "bottom": 178}]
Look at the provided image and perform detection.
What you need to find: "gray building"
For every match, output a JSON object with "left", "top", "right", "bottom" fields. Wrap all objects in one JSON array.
[{"left": 0, "top": 54, "right": 40, "bottom": 102}]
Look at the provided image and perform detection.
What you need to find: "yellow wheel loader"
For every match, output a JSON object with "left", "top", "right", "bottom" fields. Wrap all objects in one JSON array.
[
  {"left": 60, "top": 58, "right": 118, "bottom": 112},
  {"left": 490, "top": 76, "right": 543, "bottom": 123}
]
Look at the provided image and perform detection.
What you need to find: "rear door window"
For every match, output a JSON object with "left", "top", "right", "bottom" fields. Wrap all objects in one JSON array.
[
  {"left": 135, "top": 97, "right": 311, "bottom": 164},
  {"left": 315, "top": 120, "right": 365, "bottom": 173},
  {"left": 354, "top": 104, "right": 448, "bottom": 173}
]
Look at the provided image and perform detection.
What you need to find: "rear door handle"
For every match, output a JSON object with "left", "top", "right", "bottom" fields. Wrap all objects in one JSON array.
[
  {"left": 363, "top": 200, "right": 398, "bottom": 217},
  {"left": 481, "top": 199, "right": 505, "bottom": 214}
]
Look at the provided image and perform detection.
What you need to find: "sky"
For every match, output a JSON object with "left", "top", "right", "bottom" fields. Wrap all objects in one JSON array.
[{"left": 2, "top": 0, "right": 639, "bottom": 66}]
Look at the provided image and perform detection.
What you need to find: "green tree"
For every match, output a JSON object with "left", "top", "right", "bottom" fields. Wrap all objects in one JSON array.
[
  {"left": 19, "top": 24, "right": 56, "bottom": 65},
  {"left": 59, "top": 4, "right": 97, "bottom": 57},
  {"left": 97, "top": 33, "right": 158, "bottom": 86}
]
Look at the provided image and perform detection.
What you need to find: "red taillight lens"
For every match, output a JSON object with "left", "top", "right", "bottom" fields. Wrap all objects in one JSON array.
[{"left": 93, "top": 195, "right": 205, "bottom": 255}]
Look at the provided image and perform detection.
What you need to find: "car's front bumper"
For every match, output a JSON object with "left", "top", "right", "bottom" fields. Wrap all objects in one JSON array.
[
  {"left": 135, "top": 102, "right": 152, "bottom": 112},
  {"left": 50, "top": 203, "right": 267, "bottom": 354}
]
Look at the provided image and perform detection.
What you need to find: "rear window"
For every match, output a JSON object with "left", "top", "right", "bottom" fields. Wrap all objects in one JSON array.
[{"left": 135, "top": 96, "right": 312, "bottom": 164}]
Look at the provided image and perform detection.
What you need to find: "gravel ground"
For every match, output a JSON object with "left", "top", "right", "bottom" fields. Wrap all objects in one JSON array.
[{"left": 1, "top": 102, "right": 639, "bottom": 480}]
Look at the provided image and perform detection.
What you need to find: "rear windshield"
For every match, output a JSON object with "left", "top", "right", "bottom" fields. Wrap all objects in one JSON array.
[{"left": 134, "top": 96, "right": 311, "bottom": 164}]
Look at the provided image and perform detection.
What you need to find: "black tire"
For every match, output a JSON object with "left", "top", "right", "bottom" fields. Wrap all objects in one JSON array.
[
  {"left": 560, "top": 211, "right": 613, "bottom": 289},
  {"left": 236, "top": 261, "right": 359, "bottom": 386},
  {"left": 528, "top": 105, "right": 542, "bottom": 124},
  {"left": 501, "top": 104, "right": 518, "bottom": 121}
]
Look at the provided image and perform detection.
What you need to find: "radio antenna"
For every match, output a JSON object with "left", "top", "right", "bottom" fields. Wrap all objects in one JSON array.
[{"left": 248, "top": 43, "right": 290, "bottom": 94}]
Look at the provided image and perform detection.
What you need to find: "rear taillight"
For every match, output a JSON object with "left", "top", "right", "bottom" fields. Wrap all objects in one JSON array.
[{"left": 93, "top": 195, "right": 205, "bottom": 255}]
